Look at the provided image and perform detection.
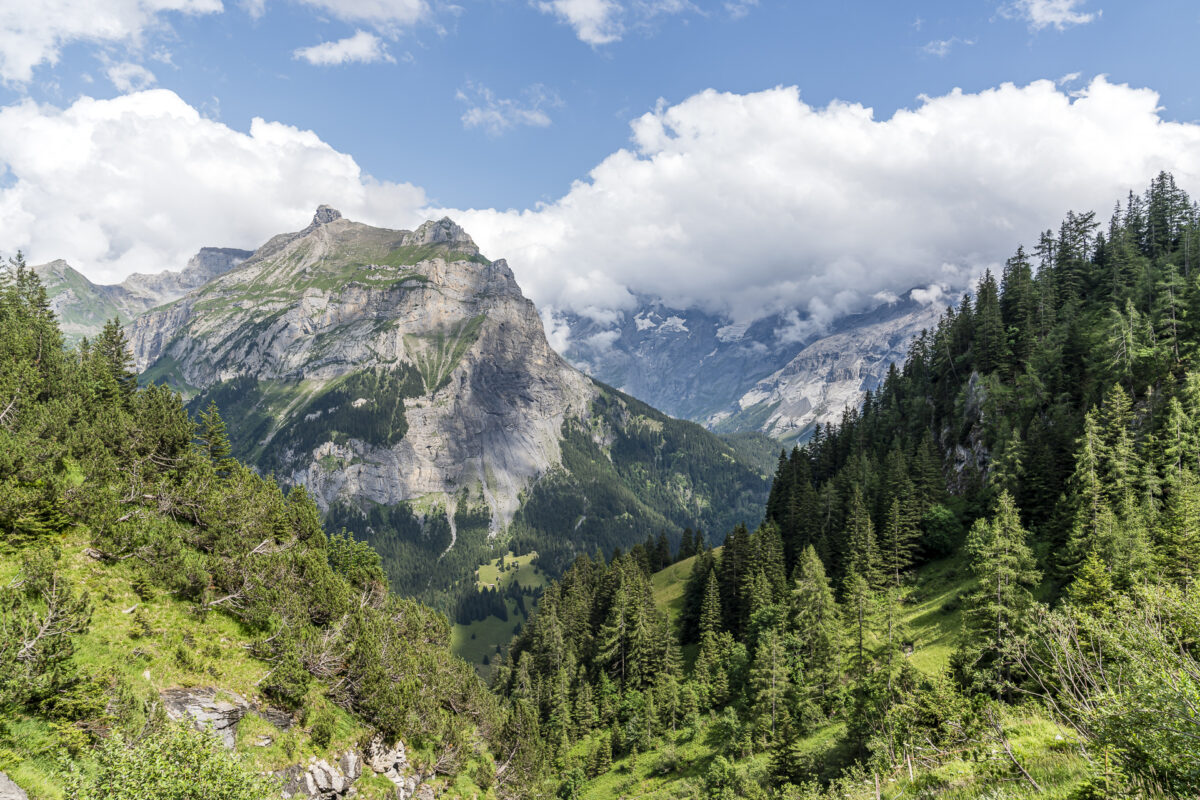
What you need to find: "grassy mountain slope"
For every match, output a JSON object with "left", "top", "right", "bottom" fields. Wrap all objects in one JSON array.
[{"left": 490, "top": 178, "right": 1200, "bottom": 800}]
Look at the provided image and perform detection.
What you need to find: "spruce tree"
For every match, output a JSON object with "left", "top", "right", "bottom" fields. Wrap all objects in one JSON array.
[
  {"left": 879, "top": 497, "right": 919, "bottom": 587},
  {"left": 198, "top": 400, "right": 235, "bottom": 476},
  {"left": 845, "top": 487, "right": 883, "bottom": 590},
  {"left": 1159, "top": 469, "right": 1200, "bottom": 586},
  {"left": 749, "top": 626, "right": 790, "bottom": 743},
  {"left": 959, "top": 491, "right": 1040, "bottom": 692},
  {"left": 789, "top": 545, "right": 842, "bottom": 717}
]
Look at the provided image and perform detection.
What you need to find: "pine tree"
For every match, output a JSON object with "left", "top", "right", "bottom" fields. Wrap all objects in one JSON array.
[
  {"left": 974, "top": 269, "right": 1008, "bottom": 374},
  {"left": 843, "top": 570, "right": 877, "bottom": 688},
  {"left": 1068, "top": 547, "right": 1114, "bottom": 611},
  {"left": 789, "top": 545, "right": 842, "bottom": 720},
  {"left": 749, "top": 626, "right": 790, "bottom": 744},
  {"left": 879, "top": 497, "right": 919, "bottom": 587},
  {"left": 959, "top": 491, "right": 1040, "bottom": 692},
  {"left": 1159, "top": 469, "right": 1200, "bottom": 586},
  {"left": 96, "top": 317, "right": 137, "bottom": 400},
  {"left": 699, "top": 568, "right": 722, "bottom": 639},
  {"left": 845, "top": 487, "right": 883, "bottom": 590},
  {"left": 198, "top": 400, "right": 235, "bottom": 476}
]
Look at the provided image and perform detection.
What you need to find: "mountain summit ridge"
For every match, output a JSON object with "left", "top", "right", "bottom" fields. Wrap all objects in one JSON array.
[{"left": 129, "top": 209, "right": 594, "bottom": 530}]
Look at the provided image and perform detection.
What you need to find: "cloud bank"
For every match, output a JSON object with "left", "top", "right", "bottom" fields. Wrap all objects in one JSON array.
[
  {"left": 449, "top": 78, "right": 1200, "bottom": 326},
  {"left": 0, "top": 90, "right": 426, "bottom": 283},
  {"left": 1, "top": 78, "right": 1199, "bottom": 342}
]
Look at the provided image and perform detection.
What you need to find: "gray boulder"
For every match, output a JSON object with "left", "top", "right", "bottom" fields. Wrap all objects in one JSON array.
[
  {"left": 159, "top": 687, "right": 250, "bottom": 748},
  {"left": 0, "top": 772, "right": 28, "bottom": 800}
]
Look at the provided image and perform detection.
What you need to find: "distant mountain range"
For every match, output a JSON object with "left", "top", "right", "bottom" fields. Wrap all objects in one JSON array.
[
  {"left": 32, "top": 210, "right": 943, "bottom": 602},
  {"left": 35, "top": 247, "right": 251, "bottom": 341},
  {"left": 561, "top": 292, "right": 943, "bottom": 445}
]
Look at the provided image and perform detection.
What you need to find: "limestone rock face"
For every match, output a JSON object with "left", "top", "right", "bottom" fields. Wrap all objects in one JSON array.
[{"left": 128, "top": 211, "right": 595, "bottom": 527}]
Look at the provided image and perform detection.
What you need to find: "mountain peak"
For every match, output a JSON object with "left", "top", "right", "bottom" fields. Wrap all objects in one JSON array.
[
  {"left": 402, "top": 217, "right": 476, "bottom": 250},
  {"left": 312, "top": 205, "right": 342, "bottom": 225}
]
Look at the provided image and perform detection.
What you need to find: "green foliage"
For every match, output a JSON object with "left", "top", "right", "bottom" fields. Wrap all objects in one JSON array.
[
  {"left": 1021, "top": 583, "right": 1200, "bottom": 796},
  {"left": 65, "top": 721, "right": 274, "bottom": 800},
  {"left": 956, "top": 491, "right": 1040, "bottom": 693},
  {"left": 308, "top": 706, "right": 337, "bottom": 749},
  {"left": 525, "top": 176, "right": 1200, "bottom": 797}
]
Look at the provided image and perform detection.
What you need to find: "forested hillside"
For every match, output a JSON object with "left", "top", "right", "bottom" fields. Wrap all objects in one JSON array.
[
  {"left": 0, "top": 258, "right": 543, "bottom": 798},
  {"left": 493, "top": 174, "right": 1200, "bottom": 799}
]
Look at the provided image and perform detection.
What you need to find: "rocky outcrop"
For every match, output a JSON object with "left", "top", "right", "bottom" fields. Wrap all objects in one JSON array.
[
  {"left": 160, "top": 688, "right": 252, "bottom": 748},
  {"left": 128, "top": 210, "right": 595, "bottom": 528},
  {"left": 159, "top": 687, "right": 292, "bottom": 749},
  {"left": 276, "top": 739, "right": 437, "bottom": 800},
  {"left": 0, "top": 772, "right": 28, "bottom": 800},
  {"left": 277, "top": 753, "right": 360, "bottom": 799}
]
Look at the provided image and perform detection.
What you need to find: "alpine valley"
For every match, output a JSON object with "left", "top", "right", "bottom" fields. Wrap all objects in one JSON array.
[
  {"left": 6, "top": 174, "right": 1200, "bottom": 800},
  {"left": 38, "top": 208, "right": 775, "bottom": 609}
]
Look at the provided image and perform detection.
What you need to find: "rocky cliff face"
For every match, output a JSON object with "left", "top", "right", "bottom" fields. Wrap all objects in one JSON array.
[
  {"left": 129, "top": 209, "right": 594, "bottom": 527},
  {"left": 34, "top": 247, "right": 250, "bottom": 342},
  {"left": 708, "top": 294, "right": 945, "bottom": 442}
]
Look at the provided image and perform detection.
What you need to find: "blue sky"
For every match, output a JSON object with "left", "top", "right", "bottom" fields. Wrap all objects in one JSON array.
[
  {"left": 5, "top": 0, "right": 1197, "bottom": 210},
  {"left": 2, "top": 0, "right": 1200, "bottom": 333}
]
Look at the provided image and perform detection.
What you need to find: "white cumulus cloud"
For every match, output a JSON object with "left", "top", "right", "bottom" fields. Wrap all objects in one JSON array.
[
  {"left": 1005, "top": 0, "right": 1098, "bottom": 30},
  {"left": 0, "top": 90, "right": 427, "bottom": 282},
  {"left": 535, "top": 0, "right": 695, "bottom": 45},
  {"left": 457, "top": 82, "right": 560, "bottom": 135},
  {"left": 293, "top": 30, "right": 394, "bottom": 65},
  {"left": 0, "top": 0, "right": 222, "bottom": 84},
  {"left": 105, "top": 61, "right": 157, "bottom": 91},
  {"left": 446, "top": 78, "right": 1200, "bottom": 328},
  {"left": 536, "top": 0, "right": 623, "bottom": 45},
  {"left": 922, "top": 36, "right": 974, "bottom": 57},
  {"left": 295, "top": 0, "right": 427, "bottom": 28}
]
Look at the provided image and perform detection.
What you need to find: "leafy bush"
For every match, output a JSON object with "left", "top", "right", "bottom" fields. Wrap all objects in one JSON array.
[{"left": 65, "top": 721, "right": 274, "bottom": 800}]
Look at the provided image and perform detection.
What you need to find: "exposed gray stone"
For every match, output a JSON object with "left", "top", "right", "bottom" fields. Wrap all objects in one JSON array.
[
  {"left": 313, "top": 205, "right": 343, "bottom": 225},
  {"left": 159, "top": 687, "right": 249, "bottom": 749},
  {"left": 710, "top": 293, "right": 944, "bottom": 441},
  {"left": 0, "top": 772, "right": 28, "bottom": 800},
  {"left": 127, "top": 214, "right": 595, "bottom": 533},
  {"left": 258, "top": 706, "right": 294, "bottom": 730},
  {"left": 340, "top": 751, "right": 362, "bottom": 781}
]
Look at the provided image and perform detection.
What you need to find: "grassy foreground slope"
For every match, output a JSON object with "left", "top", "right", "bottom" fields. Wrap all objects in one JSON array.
[{"left": 0, "top": 260, "right": 541, "bottom": 798}]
